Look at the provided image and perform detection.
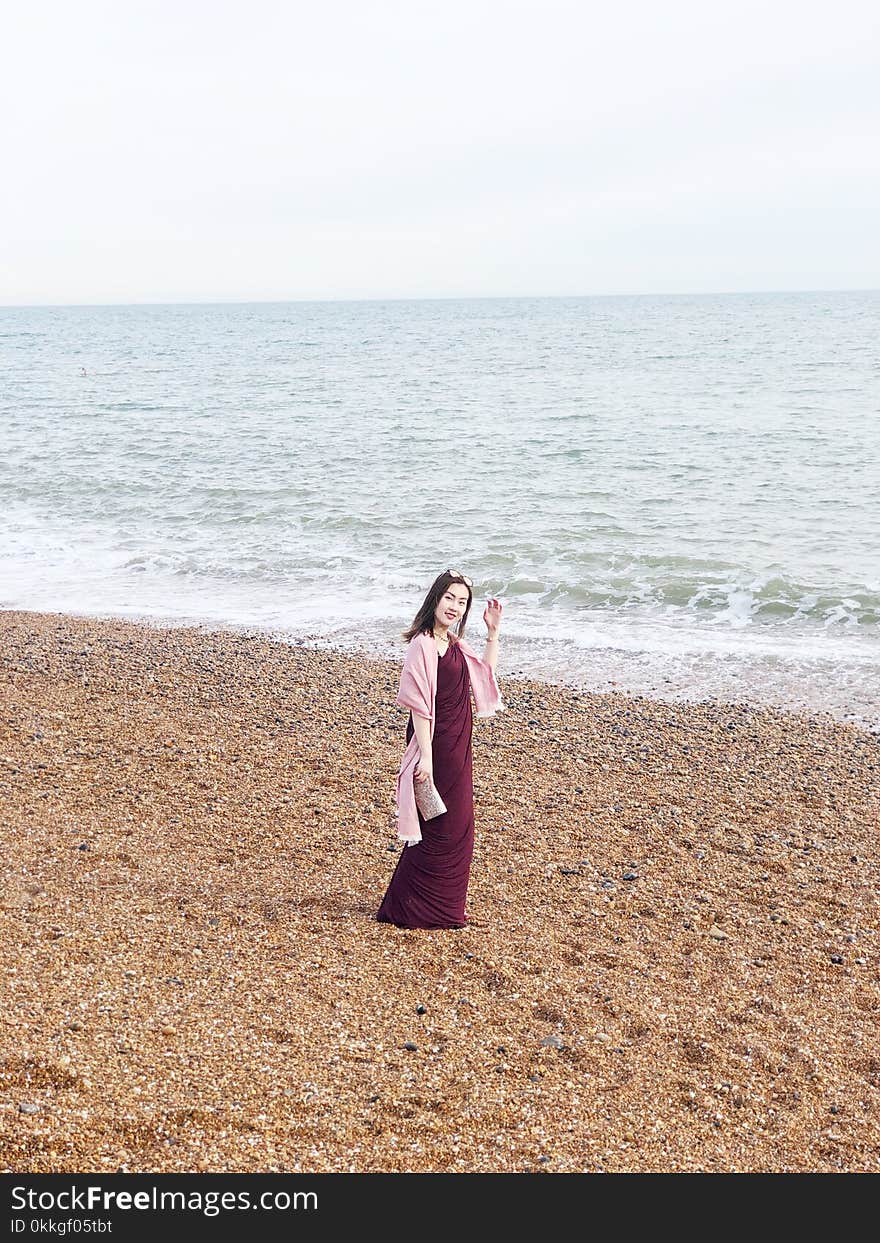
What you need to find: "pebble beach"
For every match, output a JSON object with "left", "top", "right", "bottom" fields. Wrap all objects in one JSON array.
[{"left": 1, "top": 608, "right": 878, "bottom": 1173}]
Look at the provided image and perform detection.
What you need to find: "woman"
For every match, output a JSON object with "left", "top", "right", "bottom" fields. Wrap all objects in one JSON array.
[{"left": 376, "top": 569, "right": 504, "bottom": 930}]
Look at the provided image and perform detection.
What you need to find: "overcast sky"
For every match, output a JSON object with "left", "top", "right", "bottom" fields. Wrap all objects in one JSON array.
[{"left": 2, "top": 0, "right": 879, "bottom": 304}]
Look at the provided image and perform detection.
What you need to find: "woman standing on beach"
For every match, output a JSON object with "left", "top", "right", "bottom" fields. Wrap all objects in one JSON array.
[{"left": 377, "top": 570, "right": 504, "bottom": 930}]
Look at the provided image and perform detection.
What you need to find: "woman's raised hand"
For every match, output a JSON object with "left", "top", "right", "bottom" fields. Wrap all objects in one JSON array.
[{"left": 483, "top": 597, "right": 503, "bottom": 634}]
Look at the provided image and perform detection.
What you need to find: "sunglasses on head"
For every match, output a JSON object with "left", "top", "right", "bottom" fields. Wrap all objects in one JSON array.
[{"left": 446, "top": 569, "right": 473, "bottom": 588}]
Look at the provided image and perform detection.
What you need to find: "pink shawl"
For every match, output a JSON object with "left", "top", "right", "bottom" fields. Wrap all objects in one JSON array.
[{"left": 393, "top": 631, "right": 504, "bottom": 846}]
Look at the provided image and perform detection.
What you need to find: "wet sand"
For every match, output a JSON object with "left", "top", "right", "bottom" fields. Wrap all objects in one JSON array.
[{"left": 1, "top": 608, "right": 878, "bottom": 1172}]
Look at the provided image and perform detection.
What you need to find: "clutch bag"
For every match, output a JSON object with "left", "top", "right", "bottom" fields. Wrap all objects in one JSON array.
[{"left": 414, "top": 776, "right": 447, "bottom": 820}]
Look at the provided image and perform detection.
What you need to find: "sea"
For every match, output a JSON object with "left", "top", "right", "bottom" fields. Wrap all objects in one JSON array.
[{"left": 1, "top": 292, "right": 878, "bottom": 729}]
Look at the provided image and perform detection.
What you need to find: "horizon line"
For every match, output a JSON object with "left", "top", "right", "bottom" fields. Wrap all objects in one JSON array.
[{"left": 2, "top": 285, "right": 879, "bottom": 310}]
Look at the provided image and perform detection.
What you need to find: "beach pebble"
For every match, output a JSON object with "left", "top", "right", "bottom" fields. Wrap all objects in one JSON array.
[{"left": 2, "top": 607, "right": 877, "bottom": 1175}]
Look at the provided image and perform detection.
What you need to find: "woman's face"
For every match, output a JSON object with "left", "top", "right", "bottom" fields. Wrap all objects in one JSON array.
[{"left": 434, "top": 582, "right": 470, "bottom": 631}]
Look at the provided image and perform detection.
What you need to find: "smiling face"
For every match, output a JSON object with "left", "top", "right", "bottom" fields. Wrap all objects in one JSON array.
[{"left": 434, "top": 582, "right": 471, "bottom": 634}]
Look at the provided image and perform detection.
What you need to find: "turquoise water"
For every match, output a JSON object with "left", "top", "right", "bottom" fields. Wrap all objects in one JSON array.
[{"left": 1, "top": 292, "right": 878, "bottom": 726}]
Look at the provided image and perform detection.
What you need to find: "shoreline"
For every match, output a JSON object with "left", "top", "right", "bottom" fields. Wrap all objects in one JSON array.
[
  {"left": 3, "top": 601, "right": 874, "bottom": 738},
  {"left": 2, "top": 608, "right": 878, "bottom": 1172}
]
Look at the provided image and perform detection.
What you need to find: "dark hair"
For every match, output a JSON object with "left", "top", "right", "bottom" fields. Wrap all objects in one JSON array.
[{"left": 402, "top": 570, "right": 473, "bottom": 643}]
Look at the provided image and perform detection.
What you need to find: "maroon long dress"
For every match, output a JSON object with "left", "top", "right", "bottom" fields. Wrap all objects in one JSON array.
[{"left": 376, "top": 639, "right": 474, "bottom": 929}]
